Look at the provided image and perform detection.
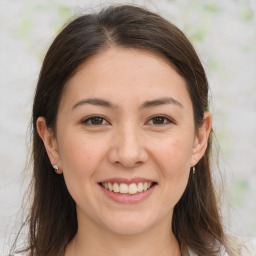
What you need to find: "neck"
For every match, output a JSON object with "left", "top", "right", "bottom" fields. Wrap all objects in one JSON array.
[{"left": 65, "top": 214, "right": 181, "bottom": 256}]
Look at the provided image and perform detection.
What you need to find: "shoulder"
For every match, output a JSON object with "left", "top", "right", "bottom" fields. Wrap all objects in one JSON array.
[
  {"left": 0, "top": 253, "right": 26, "bottom": 256},
  {"left": 226, "top": 236, "right": 256, "bottom": 256},
  {"left": 6, "top": 254, "right": 25, "bottom": 256},
  {"left": 240, "top": 237, "right": 256, "bottom": 256},
  {"left": 187, "top": 236, "right": 256, "bottom": 256}
]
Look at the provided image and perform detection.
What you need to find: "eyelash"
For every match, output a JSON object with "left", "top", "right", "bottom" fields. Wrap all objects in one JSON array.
[
  {"left": 146, "top": 115, "right": 173, "bottom": 125},
  {"left": 81, "top": 115, "right": 174, "bottom": 126},
  {"left": 82, "top": 115, "right": 109, "bottom": 126}
]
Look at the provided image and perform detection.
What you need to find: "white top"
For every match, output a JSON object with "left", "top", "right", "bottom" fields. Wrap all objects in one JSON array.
[
  {"left": 240, "top": 238, "right": 256, "bottom": 255},
  {"left": 188, "top": 237, "right": 256, "bottom": 255}
]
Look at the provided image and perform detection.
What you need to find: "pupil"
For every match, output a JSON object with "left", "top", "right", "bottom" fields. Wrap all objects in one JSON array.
[
  {"left": 92, "top": 117, "right": 103, "bottom": 125},
  {"left": 153, "top": 117, "right": 164, "bottom": 124}
]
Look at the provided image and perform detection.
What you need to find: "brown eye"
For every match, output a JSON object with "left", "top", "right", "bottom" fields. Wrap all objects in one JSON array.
[
  {"left": 152, "top": 117, "right": 165, "bottom": 124},
  {"left": 147, "top": 116, "right": 172, "bottom": 125},
  {"left": 91, "top": 117, "right": 104, "bottom": 125},
  {"left": 82, "top": 116, "right": 108, "bottom": 126}
]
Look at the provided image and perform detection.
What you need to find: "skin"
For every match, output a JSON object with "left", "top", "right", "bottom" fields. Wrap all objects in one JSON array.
[{"left": 37, "top": 47, "right": 211, "bottom": 256}]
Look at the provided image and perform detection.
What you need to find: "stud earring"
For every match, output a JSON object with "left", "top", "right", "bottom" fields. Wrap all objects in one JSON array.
[
  {"left": 53, "top": 164, "right": 62, "bottom": 174},
  {"left": 192, "top": 166, "right": 196, "bottom": 174}
]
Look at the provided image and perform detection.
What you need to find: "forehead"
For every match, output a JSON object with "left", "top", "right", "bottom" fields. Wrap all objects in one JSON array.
[{"left": 60, "top": 47, "right": 191, "bottom": 109}]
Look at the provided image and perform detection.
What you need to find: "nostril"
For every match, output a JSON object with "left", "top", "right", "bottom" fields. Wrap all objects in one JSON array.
[{"left": 107, "top": 141, "right": 148, "bottom": 168}]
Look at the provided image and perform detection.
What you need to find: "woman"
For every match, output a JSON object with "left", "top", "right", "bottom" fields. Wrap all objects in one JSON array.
[{"left": 11, "top": 4, "right": 255, "bottom": 256}]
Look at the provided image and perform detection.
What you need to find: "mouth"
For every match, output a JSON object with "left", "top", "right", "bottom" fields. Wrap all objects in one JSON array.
[{"left": 99, "top": 181, "right": 157, "bottom": 195}]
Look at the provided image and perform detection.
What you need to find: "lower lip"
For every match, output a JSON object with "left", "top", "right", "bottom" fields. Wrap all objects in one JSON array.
[{"left": 99, "top": 184, "right": 156, "bottom": 203}]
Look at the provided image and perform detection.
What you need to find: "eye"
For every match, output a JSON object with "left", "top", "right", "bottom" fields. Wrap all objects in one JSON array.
[
  {"left": 82, "top": 116, "right": 109, "bottom": 126},
  {"left": 146, "top": 115, "right": 173, "bottom": 125}
]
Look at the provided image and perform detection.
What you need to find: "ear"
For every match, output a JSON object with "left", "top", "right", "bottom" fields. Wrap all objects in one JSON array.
[
  {"left": 191, "top": 111, "right": 212, "bottom": 167},
  {"left": 36, "top": 117, "right": 62, "bottom": 174}
]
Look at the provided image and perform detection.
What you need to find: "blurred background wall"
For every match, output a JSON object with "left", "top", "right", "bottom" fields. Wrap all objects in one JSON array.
[{"left": 0, "top": 0, "right": 255, "bottom": 253}]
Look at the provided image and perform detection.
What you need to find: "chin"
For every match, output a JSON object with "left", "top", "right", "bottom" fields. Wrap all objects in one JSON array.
[{"left": 102, "top": 214, "right": 155, "bottom": 235}]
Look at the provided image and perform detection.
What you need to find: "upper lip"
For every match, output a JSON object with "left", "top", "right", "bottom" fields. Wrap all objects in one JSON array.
[{"left": 99, "top": 177, "right": 157, "bottom": 185}]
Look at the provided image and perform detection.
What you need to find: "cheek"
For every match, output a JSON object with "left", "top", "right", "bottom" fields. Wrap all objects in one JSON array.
[
  {"left": 58, "top": 129, "right": 107, "bottom": 169},
  {"left": 57, "top": 134, "right": 106, "bottom": 195},
  {"left": 60, "top": 139, "right": 93, "bottom": 172},
  {"left": 154, "top": 135, "right": 194, "bottom": 171},
  {"left": 153, "top": 136, "right": 193, "bottom": 199},
  {"left": 160, "top": 144, "right": 191, "bottom": 188}
]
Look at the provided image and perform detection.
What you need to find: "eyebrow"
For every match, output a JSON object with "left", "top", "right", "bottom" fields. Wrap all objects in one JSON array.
[
  {"left": 140, "top": 97, "right": 183, "bottom": 109},
  {"left": 72, "top": 98, "right": 117, "bottom": 110},
  {"left": 72, "top": 97, "right": 183, "bottom": 110}
]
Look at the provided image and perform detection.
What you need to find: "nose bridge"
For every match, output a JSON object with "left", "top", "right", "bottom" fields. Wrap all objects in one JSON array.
[
  {"left": 109, "top": 121, "right": 148, "bottom": 167},
  {"left": 120, "top": 122, "right": 140, "bottom": 151}
]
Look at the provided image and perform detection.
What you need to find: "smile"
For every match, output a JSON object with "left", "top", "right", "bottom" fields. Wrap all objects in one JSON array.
[{"left": 101, "top": 182, "right": 155, "bottom": 195}]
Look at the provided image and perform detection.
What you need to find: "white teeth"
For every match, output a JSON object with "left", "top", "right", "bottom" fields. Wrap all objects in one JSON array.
[
  {"left": 120, "top": 183, "right": 128, "bottom": 194},
  {"left": 129, "top": 183, "right": 138, "bottom": 194},
  {"left": 102, "top": 182, "right": 153, "bottom": 194},
  {"left": 113, "top": 183, "right": 119, "bottom": 193},
  {"left": 108, "top": 183, "right": 113, "bottom": 191},
  {"left": 137, "top": 182, "right": 144, "bottom": 192}
]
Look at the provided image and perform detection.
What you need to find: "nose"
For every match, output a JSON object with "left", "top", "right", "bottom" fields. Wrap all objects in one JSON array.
[{"left": 108, "top": 124, "right": 148, "bottom": 168}]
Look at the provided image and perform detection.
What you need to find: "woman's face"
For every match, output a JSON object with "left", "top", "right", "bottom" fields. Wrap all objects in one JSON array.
[{"left": 38, "top": 47, "right": 210, "bottom": 235}]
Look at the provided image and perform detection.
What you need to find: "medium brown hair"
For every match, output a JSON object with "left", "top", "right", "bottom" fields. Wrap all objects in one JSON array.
[{"left": 12, "top": 4, "right": 237, "bottom": 256}]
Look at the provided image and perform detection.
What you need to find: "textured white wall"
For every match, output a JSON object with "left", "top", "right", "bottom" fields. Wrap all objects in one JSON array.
[{"left": 1, "top": 0, "right": 255, "bottom": 253}]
